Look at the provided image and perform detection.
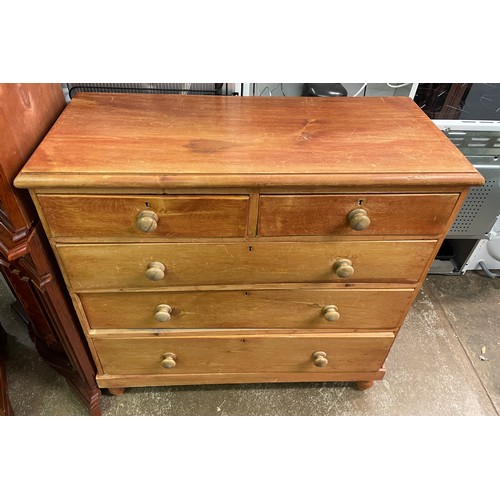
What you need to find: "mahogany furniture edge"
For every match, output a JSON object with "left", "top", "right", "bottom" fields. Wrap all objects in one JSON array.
[{"left": 0, "top": 84, "right": 101, "bottom": 415}]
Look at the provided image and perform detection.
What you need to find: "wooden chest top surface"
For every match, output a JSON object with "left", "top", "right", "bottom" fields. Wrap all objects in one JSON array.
[{"left": 14, "top": 93, "right": 483, "bottom": 189}]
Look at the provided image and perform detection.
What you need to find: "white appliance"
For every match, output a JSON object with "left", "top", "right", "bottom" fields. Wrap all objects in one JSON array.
[{"left": 464, "top": 215, "right": 500, "bottom": 276}]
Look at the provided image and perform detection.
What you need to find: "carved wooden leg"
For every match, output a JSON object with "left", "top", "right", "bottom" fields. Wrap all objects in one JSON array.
[
  {"left": 355, "top": 380, "right": 374, "bottom": 391},
  {"left": 108, "top": 387, "right": 125, "bottom": 396},
  {"left": 90, "top": 404, "right": 103, "bottom": 416}
]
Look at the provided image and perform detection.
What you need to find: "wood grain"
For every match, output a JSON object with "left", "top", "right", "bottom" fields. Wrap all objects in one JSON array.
[
  {"left": 258, "top": 193, "right": 459, "bottom": 237},
  {"left": 92, "top": 332, "right": 394, "bottom": 376},
  {"left": 11, "top": 93, "right": 485, "bottom": 393},
  {"left": 0, "top": 84, "right": 101, "bottom": 415},
  {"left": 14, "top": 94, "right": 483, "bottom": 189},
  {"left": 57, "top": 240, "right": 437, "bottom": 290},
  {"left": 80, "top": 288, "right": 414, "bottom": 330},
  {"left": 0, "top": 322, "right": 14, "bottom": 415},
  {"left": 37, "top": 194, "right": 249, "bottom": 238},
  {"left": 87, "top": 327, "right": 400, "bottom": 338},
  {"left": 0, "top": 224, "right": 102, "bottom": 413},
  {"left": 96, "top": 368, "right": 387, "bottom": 388},
  {"left": 0, "top": 84, "right": 65, "bottom": 230}
]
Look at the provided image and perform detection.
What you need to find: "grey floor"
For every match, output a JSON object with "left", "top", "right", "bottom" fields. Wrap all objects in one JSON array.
[{"left": 1, "top": 272, "right": 499, "bottom": 416}]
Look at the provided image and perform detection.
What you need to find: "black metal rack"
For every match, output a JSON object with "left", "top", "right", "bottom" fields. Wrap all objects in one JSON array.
[{"left": 64, "top": 83, "right": 227, "bottom": 99}]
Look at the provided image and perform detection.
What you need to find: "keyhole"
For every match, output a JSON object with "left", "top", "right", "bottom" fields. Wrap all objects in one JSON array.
[
  {"left": 358, "top": 199, "right": 365, "bottom": 206},
  {"left": 145, "top": 201, "right": 150, "bottom": 208}
]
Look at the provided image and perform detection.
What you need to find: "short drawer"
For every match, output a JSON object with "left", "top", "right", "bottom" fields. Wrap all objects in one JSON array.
[
  {"left": 59, "top": 240, "right": 436, "bottom": 290},
  {"left": 80, "top": 288, "right": 414, "bottom": 330},
  {"left": 93, "top": 332, "right": 395, "bottom": 376},
  {"left": 37, "top": 194, "right": 249, "bottom": 239},
  {"left": 258, "top": 193, "right": 459, "bottom": 236}
]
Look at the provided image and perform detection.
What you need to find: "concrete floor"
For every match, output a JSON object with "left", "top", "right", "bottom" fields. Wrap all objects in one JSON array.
[{"left": 1, "top": 273, "right": 498, "bottom": 416}]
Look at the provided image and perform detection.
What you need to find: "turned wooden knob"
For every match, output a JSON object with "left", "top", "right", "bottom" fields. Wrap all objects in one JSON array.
[
  {"left": 348, "top": 208, "right": 370, "bottom": 231},
  {"left": 312, "top": 351, "right": 328, "bottom": 367},
  {"left": 136, "top": 210, "right": 159, "bottom": 232},
  {"left": 323, "top": 305, "right": 340, "bottom": 322},
  {"left": 333, "top": 258, "right": 354, "bottom": 278},
  {"left": 154, "top": 304, "right": 172, "bottom": 322},
  {"left": 161, "top": 352, "right": 177, "bottom": 369},
  {"left": 146, "top": 261, "right": 166, "bottom": 281}
]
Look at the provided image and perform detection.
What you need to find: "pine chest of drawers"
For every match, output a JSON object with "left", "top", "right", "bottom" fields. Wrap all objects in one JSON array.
[{"left": 14, "top": 93, "right": 483, "bottom": 393}]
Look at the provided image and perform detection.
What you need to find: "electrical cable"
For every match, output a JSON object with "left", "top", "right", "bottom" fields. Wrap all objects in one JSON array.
[
  {"left": 352, "top": 83, "right": 368, "bottom": 97},
  {"left": 478, "top": 260, "right": 500, "bottom": 279},
  {"left": 386, "top": 83, "right": 412, "bottom": 88},
  {"left": 259, "top": 83, "right": 283, "bottom": 96},
  {"left": 270, "top": 83, "right": 282, "bottom": 96}
]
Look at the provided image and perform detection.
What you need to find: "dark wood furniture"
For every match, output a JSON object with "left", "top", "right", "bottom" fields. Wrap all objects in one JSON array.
[
  {"left": 14, "top": 94, "right": 483, "bottom": 393},
  {"left": 1, "top": 322, "right": 13, "bottom": 416},
  {"left": 0, "top": 84, "right": 101, "bottom": 415}
]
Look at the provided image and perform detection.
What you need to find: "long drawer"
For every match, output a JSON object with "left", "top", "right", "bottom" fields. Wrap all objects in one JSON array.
[
  {"left": 258, "top": 193, "right": 459, "bottom": 236},
  {"left": 93, "top": 332, "right": 395, "bottom": 376},
  {"left": 37, "top": 194, "right": 249, "bottom": 239},
  {"left": 58, "top": 240, "right": 437, "bottom": 290},
  {"left": 80, "top": 288, "right": 414, "bottom": 330}
]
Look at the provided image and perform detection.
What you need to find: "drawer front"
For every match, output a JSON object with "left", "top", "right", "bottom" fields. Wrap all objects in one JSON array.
[
  {"left": 59, "top": 240, "right": 436, "bottom": 290},
  {"left": 93, "top": 332, "right": 395, "bottom": 376},
  {"left": 258, "top": 194, "right": 459, "bottom": 236},
  {"left": 37, "top": 194, "right": 249, "bottom": 239},
  {"left": 80, "top": 288, "right": 414, "bottom": 330}
]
